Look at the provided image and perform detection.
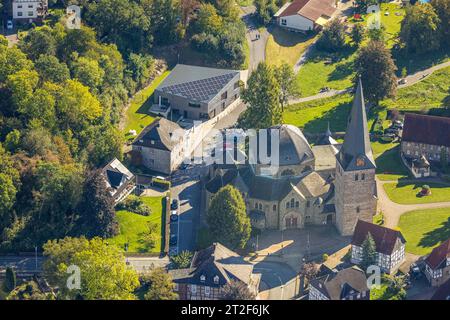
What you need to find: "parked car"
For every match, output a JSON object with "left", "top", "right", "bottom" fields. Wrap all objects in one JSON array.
[
  {"left": 398, "top": 78, "right": 407, "bottom": 85},
  {"left": 171, "top": 199, "right": 179, "bottom": 210},
  {"left": 169, "top": 234, "right": 177, "bottom": 246},
  {"left": 393, "top": 120, "right": 404, "bottom": 129},
  {"left": 170, "top": 211, "right": 178, "bottom": 223},
  {"left": 7, "top": 20, "right": 13, "bottom": 30}
]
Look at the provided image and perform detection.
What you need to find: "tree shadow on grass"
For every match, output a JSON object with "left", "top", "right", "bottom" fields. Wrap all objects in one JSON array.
[
  {"left": 375, "top": 145, "right": 409, "bottom": 177},
  {"left": 418, "top": 217, "right": 450, "bottom": 249},
  {"left": 303, "top": 100, "right": 352, "bottom": 133},
  {"left": 270, "top": 26, "right": 316, "bottom": 48},
  {"left": 393, "top": 48, "right": 449, "bottom": 76},
  {"left": 328, "top": 59, "right": 355, "bottom": 82}
]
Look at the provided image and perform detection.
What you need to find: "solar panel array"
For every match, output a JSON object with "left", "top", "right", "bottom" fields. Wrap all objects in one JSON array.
[{"left": 160, "top": 72, "right": 237, "bottom": 102}]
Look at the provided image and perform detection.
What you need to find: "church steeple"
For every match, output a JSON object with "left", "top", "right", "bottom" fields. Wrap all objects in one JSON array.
[{"left": 337, "top": 77, "right": 376, "bottom": 171}]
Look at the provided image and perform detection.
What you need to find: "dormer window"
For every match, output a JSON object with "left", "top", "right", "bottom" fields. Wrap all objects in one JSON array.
[
  {"left": 200, "top": 275, "right": 206, "bottom": 282},
  {"left": 151, "top": 140, "right": 155, "bottom": 145},
  {"left": 213, "top": 276, "right": 219, "bottom": 284}
]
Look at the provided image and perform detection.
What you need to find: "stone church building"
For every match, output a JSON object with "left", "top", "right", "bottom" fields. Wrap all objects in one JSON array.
[{"left": 205, "top": 79, "right": 378, "bottom": 236}]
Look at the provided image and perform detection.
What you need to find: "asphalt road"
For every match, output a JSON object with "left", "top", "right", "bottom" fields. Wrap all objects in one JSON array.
[
  {"left": 0, "top": 256, "right": 44, "bottom": 273},
  {"left": 253, "top": 261, "right": 298, "bottom": 300},
  {"left": 169, "top": 177, "right": 203, "bottom": 255}
]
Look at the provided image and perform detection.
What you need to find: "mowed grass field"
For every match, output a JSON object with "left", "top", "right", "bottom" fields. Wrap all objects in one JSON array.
[
  {"left": 294, "top": 3, "right": 405, "bottom": 97},
  {"left": 122, "top": 71, "right": 170, "bottom": 141},
  {"left": 398, "top": 207, "right": 450, "bottom": 255},
  {"left": 381, "top": 66, "right": 450, "bottom": 110},
  {"left": 109, "top": 196, "right": 165, "bottom": 253},
  {"left": 383, "top": 182, "right": 450, "bottom": 205},
  {"left": 265, "top": 27, "right": 317, "bottom": 67}
]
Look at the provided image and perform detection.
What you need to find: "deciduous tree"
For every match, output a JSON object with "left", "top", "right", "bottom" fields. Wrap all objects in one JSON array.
[{"left": 355, "top": 40, "right": 397, "bottom": 105}]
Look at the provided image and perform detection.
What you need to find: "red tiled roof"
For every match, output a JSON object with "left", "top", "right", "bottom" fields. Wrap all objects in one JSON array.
[
  {"left": 402, "top": 113, "right": 450, "bottom": 148},
  {"left": 351, "top": 220, "right": 405, "bottom": 255},
  {"left": 278, "top": 0, "right": 336, "bottom": 21},
  {"left": 425, "top": 239, "right": 450, "bottom": 270}
]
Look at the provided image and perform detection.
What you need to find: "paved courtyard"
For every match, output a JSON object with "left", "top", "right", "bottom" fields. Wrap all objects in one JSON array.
[{"left": 249, "top": 225, "right": 351, "bottom": 272}]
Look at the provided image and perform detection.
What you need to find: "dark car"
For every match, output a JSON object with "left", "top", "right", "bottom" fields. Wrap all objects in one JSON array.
[
  {"left": 170, "top": 211, "right": 178, "bottom": 223},
  {"left": 170, "top": 199, "right": 179, "bottom": 210},
  {"left": 169, "top": 234, "right": 177, "bottom": 246}
]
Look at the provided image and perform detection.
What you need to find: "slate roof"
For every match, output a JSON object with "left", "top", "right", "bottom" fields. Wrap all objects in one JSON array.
[
  {"left": 132, "top": 118, "right": 184, "bottom": 151},
  {"left": 261, "top": 124, "right": 314, "bottom": 166},
  {"left": 352, "top": 220, "right": 406, "bottom": 255},
  {"left": 425, "top": 239, "right": 450, "bottom": 270},
  {"left": 316, "top": 123, "right": 338, "bottom": 146},
  {"left": 102, "top": 158, "right": 134, "bottom": 193},
  {"left": 310, "top": 266, "right": 369, "bottom": 300},
  {"left": 277, "top": 0, "right": 336, "bottom": 21},
  {"left": 402, "top": 113, "right": 450, "bottom": 148},
  {"left": 157, "top": 64, "right": 240, "bottom": 103},
  {"left": 170, "top": 243, "right": 256, "bottom": 288},
  {"left": 312, "top": 144, "right": 340, "bottom": 172},
  {"left": 337, "top": 78, "right": 376, "bottom": 171}
]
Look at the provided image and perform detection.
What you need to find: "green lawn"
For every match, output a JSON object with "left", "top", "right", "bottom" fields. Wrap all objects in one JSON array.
[
  {"left": 370, "top": 281, "right": 391, "bottom": 300},
  {"left": 398, "top": 207, "right": 450, "bottom": 255},
  {"left": 383, "top": 182, "right": 450, "bottom": 205},
  {"left": 295, "top": 46, "right": 356, "bottom": 97},
  {"left": 294, "top": 3, "right": 406, "bottom": 97},
  {"left": 374, "top": 144, "right": 410, "bottom": 181},
  {"left": 109, "top": 196, "right": 165, "bottom": 253},
  {"left": 265, "top": 27, "right": 317, "bottom": 67},
  {"left": 122, "top": 71, "right": 170, "bottom": 141},
  {"left": 283, "top": 94, "right": 353, "bottom": 133},
  {"left": 381, "top": 66, "right": 450, "bottom": 111}
]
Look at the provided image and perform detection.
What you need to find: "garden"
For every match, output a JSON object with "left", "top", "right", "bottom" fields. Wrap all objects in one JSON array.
[
  {"left": 109, "top": 196, "right": 166, "bottom": 254},
  {"left": 398, "top": 207, "right": 450, "bottom": 255}
]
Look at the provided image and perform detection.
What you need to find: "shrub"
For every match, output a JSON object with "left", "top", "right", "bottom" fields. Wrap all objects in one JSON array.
[
  {"left": 322, "top": 254, "right": 329, "bottom": 262},
  {"left": 116, "top": 195, "right": 151, "bottom": 216},
  {"left": 153, "top": 178, "right": 171, "bottom": 191}
]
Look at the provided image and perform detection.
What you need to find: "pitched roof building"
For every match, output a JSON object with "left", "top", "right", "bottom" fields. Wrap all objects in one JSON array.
[
  {"left": 274, "top": 0, "right": 336, "bottom": 31},
  {"left": 424, "top": 239, "right": 450, "bottom": 287},
  {"left": 351, "top": 220, "right": 406, "bottom": 274},
  {"left": 131, "top": 118, "right": 185, "bottom": 174},
  {"left": 400, "top": 113, "right": 450, "bottom": 172},
  {"left": 169, "top": 243, "right": 261, "bottom": 300},
  {"left": 309, "top": 266, "right": 370, "bottom": 300},
  {"left": 102, "top": 158, "right": 135, "bottom": 204}
]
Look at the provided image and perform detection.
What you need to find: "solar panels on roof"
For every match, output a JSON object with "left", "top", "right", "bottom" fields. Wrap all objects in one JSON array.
[{"left": 160, "top": 72, "right": 236, "bottom": 102}]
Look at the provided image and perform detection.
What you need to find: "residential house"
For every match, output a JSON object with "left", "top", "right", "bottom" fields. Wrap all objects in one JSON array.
[
  {"left": 131, "top": 118, "right": 185, "bottom": 174},
  {"left": 169, "top": 243, "right": 261, "bottom": 300},
  {"left": 12, "top": 0, "right": 48, "bottom": 22},
  {"left": 401, "top": 113, "right": 450, "bottom": 174},
  {"left": 152, "top": 64, "right": 242, "bottom": 121},
  {"left": 102, "top": 158, "right": 135, "bottom": 204},
  {"left": 309, "top": 266, "right": 370, "bottom": 300},
  {"left": 351, "top": 220, "right": 406, "bottom": 274},
  {"left": 274, "top": 0, "right": 336, "bottom": 32},
  {"left": 424, "top": 239, "right": 450, "bottom": 287}
]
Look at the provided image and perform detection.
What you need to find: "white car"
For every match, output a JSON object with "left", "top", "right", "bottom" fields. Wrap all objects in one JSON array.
[{"left": 7, "top": 20, "right": 13, "bottom": 30}]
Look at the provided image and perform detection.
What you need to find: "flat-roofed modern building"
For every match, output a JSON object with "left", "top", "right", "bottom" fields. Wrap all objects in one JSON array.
[{"left": 152, "top": 64, "right": 242, "bottom": 121}]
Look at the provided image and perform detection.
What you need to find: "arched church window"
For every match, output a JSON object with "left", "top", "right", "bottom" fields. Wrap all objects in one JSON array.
[
  {"left": 355, "top": 174, "right": 359, "bottom": 181},
  {"left": 258, "top": 203, "right": 262, "bottom": 210},
  {"left": 290, "top": 198, "right": 295, "bottom": 207},
  {"left": 286, "top": 202, "right": 289, "bottom": 209},
  {"left": 295, "top": 201, "right": 299, "bottom": 208}
]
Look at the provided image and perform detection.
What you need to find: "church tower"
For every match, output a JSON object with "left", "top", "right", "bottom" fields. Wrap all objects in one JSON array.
[{"left": 334, "top": 78, "right": 377, "bottom": 236}]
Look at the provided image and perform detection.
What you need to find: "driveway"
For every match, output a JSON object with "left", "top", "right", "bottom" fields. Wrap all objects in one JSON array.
[{"left": 240, "top": 5, "right": 269, "bottom": 72}]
